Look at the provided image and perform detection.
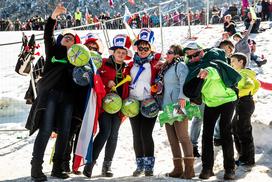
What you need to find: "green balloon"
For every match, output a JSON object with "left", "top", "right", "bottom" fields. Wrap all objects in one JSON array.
[
  {"left": 102, "top": 93, "right": 122, "bottom": 114},
  {"left": 68, "top": 44, "right": 90, "bottom": 67},
  {"left": 90, "top": 50, "right": 102, "bottom": 69},
  {"left": 121, "top": 98, "right": 140, "bottom": 117}
]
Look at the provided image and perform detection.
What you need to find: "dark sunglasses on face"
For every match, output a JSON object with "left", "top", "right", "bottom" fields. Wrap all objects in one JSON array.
[
  {"left": 166, "top": 50, "right": 174, "bottom": 55},
  {"left": 63, "top": 35, "right": 74, "bottom": 41},
  {"left": 186, "top": 51, "right": 200, "bottom": 59},
  {"left": 138, "top": 46, "right": 150, "bottom": 52},
  {"left": 86, "top": 45, "right": 98, "bottom": 51}
]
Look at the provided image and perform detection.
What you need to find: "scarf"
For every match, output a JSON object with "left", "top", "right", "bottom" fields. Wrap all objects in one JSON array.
[
  {"left": 156, "top": 57, "right": 181, "bottom": 95},
  {"left": 133, "top": 52, "right": 154, "bottom": 65},
  {"left": 153, "top": 58, "right": 181, "bottom": 109}
]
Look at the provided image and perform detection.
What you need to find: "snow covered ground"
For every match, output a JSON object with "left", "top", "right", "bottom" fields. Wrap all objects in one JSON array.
[{"left": 0, "top": 23, "right": 272, "bottom": 181}]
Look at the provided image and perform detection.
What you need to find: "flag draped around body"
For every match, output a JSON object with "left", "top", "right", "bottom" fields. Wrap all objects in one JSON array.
[
  {"left": 73, "top": 88, "right": 97, "bottom": 172},
  {"left": 73, "top": 73, "right": 106, "bottom": 172}
]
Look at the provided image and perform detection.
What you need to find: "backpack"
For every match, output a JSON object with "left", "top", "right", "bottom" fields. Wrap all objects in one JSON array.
[{"left": 15, "top": 34, "right": 36, "bottom": 76}]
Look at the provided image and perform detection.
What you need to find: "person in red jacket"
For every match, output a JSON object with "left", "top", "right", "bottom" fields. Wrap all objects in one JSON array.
[
  {"left": 129, "top": 28, "right": 162, "bottom": 177},
  {"left": 83, "top": 34, "right": 132, "bottom": 178},
  {"left": 141, "top": 13, "right": 150, "bottom": 28}
]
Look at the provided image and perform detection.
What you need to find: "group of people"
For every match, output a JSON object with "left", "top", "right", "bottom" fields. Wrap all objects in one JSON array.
[
  {"left": 0, "top": 16, "right": 45, "bottom": 31},
  {"left": 223, "top": 12, "right": 267, "bottom": 67},
  {"left": 26, "top": 4, "right": 262, "bottom": 182},
  {"left": 1, "top": 2, "right": 244, "bottom": 32},
  {"left": 255, "top": 0, "right": 272, "bottom": 21}
]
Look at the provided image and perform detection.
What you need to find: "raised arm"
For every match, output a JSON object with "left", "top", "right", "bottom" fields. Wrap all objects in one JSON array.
[{"left": 44, "top": 4, "right": 67, "bottom": 56}]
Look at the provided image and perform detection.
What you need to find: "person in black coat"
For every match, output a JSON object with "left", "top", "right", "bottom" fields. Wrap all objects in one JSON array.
[
  {"left": 261, "top": 0, "right": 270, "bottom": 21},
  {"left": 26, "top": 4, "right": 83, "bottom": 181},
  {"left": 223, "top": 14, "right": 236, "bottom": 36}
]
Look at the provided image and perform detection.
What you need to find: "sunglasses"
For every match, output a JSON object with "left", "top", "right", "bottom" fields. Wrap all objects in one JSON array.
[
  {"left": 138, "top": 46, "right": 150, "bottom": 52},
  {"left": 186, "top": 51, "right": 201, "bottom": 59},
  {"left": 86, "top": 45, "right": 98, "bottom": 52},
  {"left": 63, "top": 35, "right": 74, "bottom": 42},
  {"left": 166, "top": 50, "right": 174, "bottom": 55}
]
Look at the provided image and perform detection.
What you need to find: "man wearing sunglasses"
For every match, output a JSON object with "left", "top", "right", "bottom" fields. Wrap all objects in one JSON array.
[
  {"left": 183, "top": 42, "right": 241, "bottom": 180},
  {"left": 183, "top": 42, "right": 205, "bottom": 64},
  {"left": 26, "top": 4, "right": 83, "bottom": 181}
]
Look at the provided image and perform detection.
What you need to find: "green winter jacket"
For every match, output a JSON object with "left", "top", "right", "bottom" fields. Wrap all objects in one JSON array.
[
  {"left": 201, "top": 67, "right": 238, "bottom": 107},
  {"left": 186, "top": 48, "right": 241, "bottom": 88}
]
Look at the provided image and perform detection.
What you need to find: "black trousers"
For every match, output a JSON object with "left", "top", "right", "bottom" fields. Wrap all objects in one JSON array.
[
  {"left": 92, "top": 112, "right": 121, "bottom": 162},
  {"left": 75, "top": 20, "right": 81, "bottom": 27},
  {"left": 63, "top": 118, "right": 81, "bottom": 163},
  {"left": 130, "top": 113, "right": 156, "bottom": 157},
  {"left": 202, "top": 101, "right": 236, "bottom": 171},
  {"left": 232, "top": 95, "right": 255, "bottom": 164},
  {"left": 32, "top": 90, "right": 73, "bottom": 162}
]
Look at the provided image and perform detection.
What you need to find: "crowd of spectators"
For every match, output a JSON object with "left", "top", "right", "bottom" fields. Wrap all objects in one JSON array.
[{"left": 1, "top": 0, "right": 272, "bottom": 32}]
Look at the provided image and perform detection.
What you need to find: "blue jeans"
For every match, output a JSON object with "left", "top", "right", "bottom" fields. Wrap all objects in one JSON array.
[
  {"left": 190, "top": 117, "right": 203, "bottom": 147},
  {"left": 32, "top": 90, "right": 73, "bottom": 162},
  {"left": 190, "top": 104, "right": 204, "bottom": 147}
]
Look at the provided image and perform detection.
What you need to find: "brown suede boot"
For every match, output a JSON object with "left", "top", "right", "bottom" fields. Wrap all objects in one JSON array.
[
  {"left": 166, "top": 158, "right": 183, "bottom": 178},
  {"left": 182, "top": 157, "right": 195, "bottom": 179}
]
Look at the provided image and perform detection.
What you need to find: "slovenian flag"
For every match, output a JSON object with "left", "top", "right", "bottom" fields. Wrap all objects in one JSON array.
[
  {"left": 85, "top": 7, "right": 90, "bottom": 25},
  {"left": 123, "top": 5, "right": 137, "bottom": 39},
  {"left": 123, "top": 5, "right": 131, "bottom": 24},
  {"left": 73, "top": 72, "right": 106, "bottom": 172}
]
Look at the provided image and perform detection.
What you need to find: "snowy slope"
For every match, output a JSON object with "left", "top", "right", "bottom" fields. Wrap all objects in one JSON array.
[{"left": 0, "top": 24, "right": 272, "bottom": 181}]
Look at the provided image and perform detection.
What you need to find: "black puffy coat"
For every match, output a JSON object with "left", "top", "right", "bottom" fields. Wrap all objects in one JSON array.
[{"left": 25, "top": 17, "right": 88, "bottom": 136}]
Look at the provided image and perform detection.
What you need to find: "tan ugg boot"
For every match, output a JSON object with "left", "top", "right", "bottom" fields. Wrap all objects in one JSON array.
[
  {"left": 182, "top": 157, "right": 195, "bottom": 179},
  {"left": 166, "top": 158, "right": 183, "bottom": 178}
]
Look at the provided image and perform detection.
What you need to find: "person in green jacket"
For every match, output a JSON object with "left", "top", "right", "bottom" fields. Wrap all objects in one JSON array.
[
  {"left": 230, "top": 52, "right": 260, "bottom": 167},
  {"left": 183, "top": 42, "right": 241, "bottom": 180}
]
